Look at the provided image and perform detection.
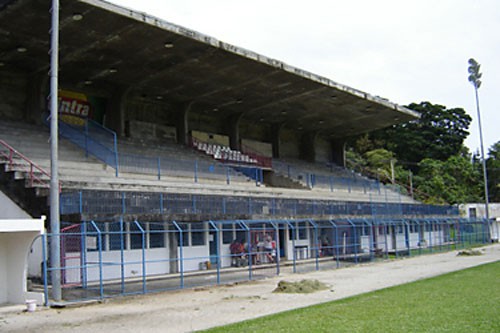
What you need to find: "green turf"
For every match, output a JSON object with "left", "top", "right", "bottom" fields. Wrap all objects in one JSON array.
[{"left": 202, "top": 261, "right": 500, "bottom": 333}]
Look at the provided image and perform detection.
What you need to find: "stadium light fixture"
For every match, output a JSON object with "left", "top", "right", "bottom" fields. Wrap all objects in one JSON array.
[
  {"left": 164, "top": 42, "right": 174, "bottom": 48},
  {"left": 109, "top": 68, "right": 118, "bottom": 73},
  {"left": 468, "top": 58, "right": 490, "bottom": 223},
  {"left": 72, "top": 13, "right": 83, "bottom": 21},
  {"left": 16, "top": 46, "right": 27, "bottom": 52}
]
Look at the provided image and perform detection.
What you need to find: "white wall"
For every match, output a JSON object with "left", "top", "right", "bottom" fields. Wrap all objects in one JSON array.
[
  {"left": 0, "top": 190, "right": 31, "bottom": 219},
  {"left": 64, "top": 248, "right": 171, "bottom": 284}
]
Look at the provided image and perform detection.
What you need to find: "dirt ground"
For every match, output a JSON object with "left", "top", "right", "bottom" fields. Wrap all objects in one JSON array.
[{"left": 1, "top": 244, "right": 499, "bottom": 333}]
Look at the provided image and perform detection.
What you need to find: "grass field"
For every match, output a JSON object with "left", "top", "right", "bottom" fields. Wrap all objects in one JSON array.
[{"left": 203, "top": 261, "right": 500, "bottom": 333}]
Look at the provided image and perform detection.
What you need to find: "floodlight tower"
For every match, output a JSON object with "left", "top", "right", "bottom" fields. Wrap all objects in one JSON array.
[{"left": 467, "top": 58, "right": 490, "bottom": 225}]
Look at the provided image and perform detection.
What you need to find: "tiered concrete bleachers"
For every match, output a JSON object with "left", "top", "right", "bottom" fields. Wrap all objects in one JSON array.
[
  {"left": 117, "top": 137, "right": 254, "bottom": 185},
  {"left": 273, "top": 158, "right": 416, "bottom": 204},
  {"left": 0, "top": 120, "right": 416, "bottom": 207},
  {"left": 0, "top": 121, "right": 259, "bottom": 191}
]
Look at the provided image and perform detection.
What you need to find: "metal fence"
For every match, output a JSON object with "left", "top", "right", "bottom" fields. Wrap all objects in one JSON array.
[
  {"left": 58, "top": 119, "right": 119, "bottom": 175},
  {"left": 36, "top": 217, "right": 489, "bottom": 305},
  {"left": 59, "top": 190, "right": 458, "bottom": 217}
]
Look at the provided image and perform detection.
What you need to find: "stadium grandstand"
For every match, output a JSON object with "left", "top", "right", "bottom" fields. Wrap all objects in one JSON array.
[{"left": 0, "top": 0, "right": 490, "bottom": 305}]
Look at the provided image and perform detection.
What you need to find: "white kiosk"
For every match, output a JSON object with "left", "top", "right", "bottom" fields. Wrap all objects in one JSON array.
[{"left": 0, "top": 191, "right": 45, "bottom": 305}]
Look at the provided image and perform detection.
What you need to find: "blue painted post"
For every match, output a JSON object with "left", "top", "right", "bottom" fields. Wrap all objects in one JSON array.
[
  {"left": 79, "top": 191, "right": 83, "bottom": 215},
  {"left": 226, "top": 167, "right": 230, "bottom": 185},
  {"left": 138, "top": 222, "right": 146, "bottom": 294},
  {"left": 97, "top": 224, "right": 104, "bottom": 299},
  {"left": 120, "top": 217, "right": 125, "bottom": 293},
  {"left": 222, "top": 197, "right": 226, "bottom": 214},
  {"left": 428, "top": 220, "right": 433, "bottom": 253},
  {"left": 246, "top": 227, "right": 253, "bottom": 280},
  {"left": 273, "top": 223, "right": 280, "bottom": 276},
  {"left": 334, "top": 222, "right": 340, "bottom": 268},
  {"left": 349, "top": 220, "right": 358, "bottom": 264},
  {"left": 192, "top": 195, "right": 197, "bottom": 214},
  {"left": 121, "top": 192, "right": 126, "bottom": 215},
  {"left": 330, "top": 176, "right": 333, "bottom": 192},
  {"left": 160, "top": 193, "right": 164, "bottom": 214},
  {"left": 291, "top": 224, "right": 296, "bottom": 273},
  {"left": 113, "top": 131, "right": 119, "bottom": 177},
  {"left": 42, "top": 234, "right": 49, "bottom": 306},
  {"left": 194, "top": 160, "right": 198, "bottom": 183},
  {"left": 81, "top": 222, "right": 87, "bottom": 289},
  {"left": 157, "top": 157, "right": 161, "bottom": 180},
  {"left": 313, "top": 222, "right": 319, "bottom": 271},
  {"left": 172, "top": 221, "right": 184, "bottom": 289}
]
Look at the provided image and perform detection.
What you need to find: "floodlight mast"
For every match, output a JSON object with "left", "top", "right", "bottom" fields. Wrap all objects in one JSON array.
[
  {"left": 467, "top": 58, "right": 490, "bottom": 226},
  {"left": 49, "top": 0, "right": 61, "bottom": 301}
]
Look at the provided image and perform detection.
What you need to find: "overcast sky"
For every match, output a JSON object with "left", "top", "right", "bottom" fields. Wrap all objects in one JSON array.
[{"left": 111, "top": 0, "right": 499, "bottom": 155}]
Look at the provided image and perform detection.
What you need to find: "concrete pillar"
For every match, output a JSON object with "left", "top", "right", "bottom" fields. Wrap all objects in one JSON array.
[
  {"left": 299, "top": 131, "right": 317, "bottom": 162},
  {"left": 105, "top": 86, "right": 130, "bottom": 137},
  {"left": 271, "top": 123, "right": 283, "bottom": 158},
  {"left": 25, "top": 72, "right": 49, "bottom": 124},
  {"left": 331, "top": 139, "right": 346, "bottom": 167},
  {"left": 176, "top": 101, "right": 194, "bottom": 146},
  {"left": 226, "top": 113, "right": 243, "bottom": 150}
]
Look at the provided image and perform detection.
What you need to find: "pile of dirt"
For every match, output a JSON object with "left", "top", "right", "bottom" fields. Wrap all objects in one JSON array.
[
  {"left": 273, "top": 279, "right": 329, "bottom": 294},
  {"left": 457, "top": 249, "right": 483, "bottom": 256}
]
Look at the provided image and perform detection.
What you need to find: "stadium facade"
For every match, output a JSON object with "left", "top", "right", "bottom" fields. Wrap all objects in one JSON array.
[{"left": 0, "top": 0, "right": 490, "bottom": 305}]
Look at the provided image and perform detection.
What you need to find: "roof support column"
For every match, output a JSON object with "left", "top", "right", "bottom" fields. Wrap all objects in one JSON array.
[
  {"left": 25, "top": 71, "right": 49, "bottom": 124},
  {"left": 105, "top": 86, "right": 130, "bottom": 137},
  {"left": 330, "top": 139, "right": 346, "bottom": 167},
  {"left": 176, "top": 101, "right": 194, "bottom": 146},
  {"left": 271, "top": 123, "right": 283, "bottom": 158},
  {"left": 299, "top": 131, "right": 317, "bottom": 162},
  {"left": 226, "top": 113, "right": 243, "bottom": 150}
]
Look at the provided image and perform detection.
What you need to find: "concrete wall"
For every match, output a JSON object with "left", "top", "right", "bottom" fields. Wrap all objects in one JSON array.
[
  {"left": 0, "top": 190, "right": 32, "bottom": 219},
  {"left": 127, "top": 120, "right": 177, "bottom": 142}
]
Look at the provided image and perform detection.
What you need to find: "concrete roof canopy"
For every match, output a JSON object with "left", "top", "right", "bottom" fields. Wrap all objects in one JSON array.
[{"left": 0, "top": 0, "right": 419, "bottom": 139}]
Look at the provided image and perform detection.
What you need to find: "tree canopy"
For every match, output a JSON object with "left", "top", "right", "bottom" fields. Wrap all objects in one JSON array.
[
  {"left": 371, "top": 101, "right": 472, "bottom": 166},
  {"left": 487, "top": 141, "right": 500, "bottom": 202},
  {"left": 346, "top": 101, "right": 489, "bottom": 205}
]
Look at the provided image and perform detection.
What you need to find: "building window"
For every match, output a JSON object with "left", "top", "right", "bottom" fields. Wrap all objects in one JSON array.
[
  {"left": 469, "top": 207, "right": 477, "bottom": 218},
  {"left": 130, "top": 222, "right": 145, "bottom": 250},
  {"left": 149, "top": 223, "right": 165, "bottom": 248}
]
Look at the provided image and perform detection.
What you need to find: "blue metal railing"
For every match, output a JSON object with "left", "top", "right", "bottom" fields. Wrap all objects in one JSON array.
[
  {"left": 58, "top": 119, "right": 119, "bottom": 176},
  {"left": 272, "top": 159, "right": 379, "bottom": 193}
]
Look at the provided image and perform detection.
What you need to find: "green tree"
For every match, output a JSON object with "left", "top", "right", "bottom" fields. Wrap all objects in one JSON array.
[
  {"left": 487, "top": 141, "right": 500, "bottom": 202},
  {"left": 415, "top": 155, "right": 482, "bottom": 204},
  {"left": 373, "top": 102, "right": 472, "bottom": 167}
]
